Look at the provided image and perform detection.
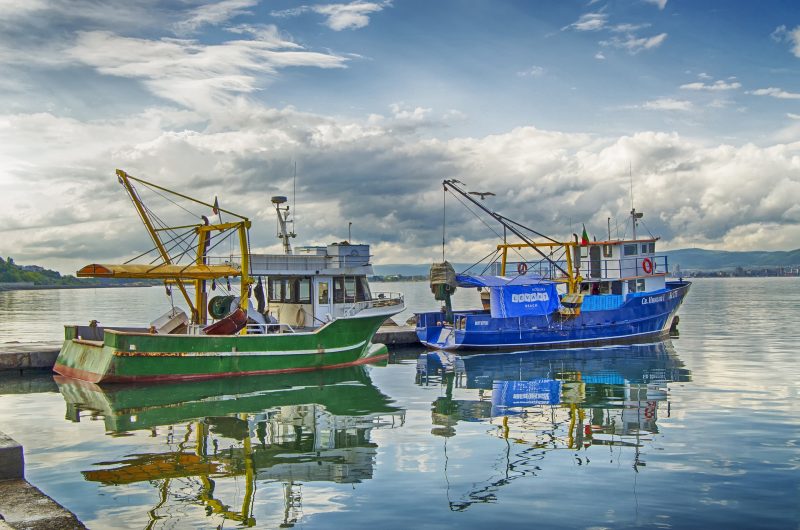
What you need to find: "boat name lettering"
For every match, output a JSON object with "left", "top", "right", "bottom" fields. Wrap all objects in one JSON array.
[
  {"left": 513, "top": 392, "right": 549, "bottom": 400},
  {"left": 475, "top": 320, "right": 489, "bottom": 326},
  {"left": 511, "top": 293, "right": 550, "bottom": 303},
  {"left": 641, "top": 294, "right": 665, "bottom": 305}
]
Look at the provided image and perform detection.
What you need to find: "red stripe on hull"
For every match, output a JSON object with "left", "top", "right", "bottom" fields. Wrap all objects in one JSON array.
[{"left": 53, "top": 353, "right": 388, "bottom": 384}]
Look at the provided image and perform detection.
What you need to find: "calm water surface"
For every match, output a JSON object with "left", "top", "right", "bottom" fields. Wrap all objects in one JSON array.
[{"left": 0, "top": 278, "right": 798, "bottom": 529}]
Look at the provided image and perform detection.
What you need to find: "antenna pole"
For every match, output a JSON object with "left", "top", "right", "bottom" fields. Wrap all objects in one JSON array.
[
  {"left": 628, "top": 164, "right": 643, "bottom": 240},
  {"left": 293, "top": 161, "right": 296, "bottom": 229},
  {"left": 629, "top": 162, "right": 634, "bottom": 212},
  {"left": 442, "top": 183, "right": 446, "bottom": 262}
]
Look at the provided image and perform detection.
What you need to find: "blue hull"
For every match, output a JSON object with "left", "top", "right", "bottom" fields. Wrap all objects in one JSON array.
[{"left": 416, "top": 281, "right": 691, "bottom": 351}]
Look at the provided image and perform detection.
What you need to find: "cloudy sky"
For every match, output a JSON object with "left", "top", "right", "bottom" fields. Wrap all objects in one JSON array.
[{"left": 2, "top": 0, "right": 800, "bottom": 273}]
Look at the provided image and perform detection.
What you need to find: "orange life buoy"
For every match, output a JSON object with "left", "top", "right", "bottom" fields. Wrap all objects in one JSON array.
[
  {"left": 517, "top": 262, "right": 528, "bottom": 275},
  {"left": 642, "top": 257, "right": 653, "bottom": 274}
]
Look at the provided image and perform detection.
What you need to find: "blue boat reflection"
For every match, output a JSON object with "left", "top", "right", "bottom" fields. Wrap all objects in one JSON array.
[{"left": 415, "top": 340, "right": 691, "bottom": 510}]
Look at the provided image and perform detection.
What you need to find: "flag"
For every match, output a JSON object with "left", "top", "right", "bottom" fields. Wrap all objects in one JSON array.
[
  {"left": 212, "top": 196, "right": 219, "bottom": 215},
  {"left": 581, "top": 224, "right": 589, "bottom": 246}
]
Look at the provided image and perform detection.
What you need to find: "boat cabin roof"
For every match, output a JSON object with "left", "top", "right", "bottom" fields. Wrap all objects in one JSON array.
[{"left": 241, "top": 243, "right": 373, "bottom": 276}]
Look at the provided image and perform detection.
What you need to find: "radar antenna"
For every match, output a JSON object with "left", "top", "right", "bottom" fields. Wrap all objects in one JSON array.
[{"left": 272, "top": 196, "right": 296, "bottom": 255}]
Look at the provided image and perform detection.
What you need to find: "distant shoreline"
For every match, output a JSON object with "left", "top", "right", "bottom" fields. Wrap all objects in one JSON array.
[{"left": 0, "top": 284, "right": 155, "bottom": 292}]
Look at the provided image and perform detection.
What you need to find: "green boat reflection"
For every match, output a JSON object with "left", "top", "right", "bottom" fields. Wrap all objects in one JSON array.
[
  {"left": 416, "top": 340, "right": 691, "bottom": 511},
  {"left": 56, "top": 367, "right": 404, "bottom": 528}
]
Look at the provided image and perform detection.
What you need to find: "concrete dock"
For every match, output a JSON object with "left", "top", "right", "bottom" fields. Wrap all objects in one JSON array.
[
  {"left": 0, "top": 433, "right": 86, "bottom": 529},
  {"left": 373, "top": 325, "right": 420, "bottom": 346},
  {"left": 0, "top": 344, "right": 60, "bottom": 373}
]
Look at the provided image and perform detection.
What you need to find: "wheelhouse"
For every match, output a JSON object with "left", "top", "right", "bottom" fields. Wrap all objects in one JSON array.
[{"left": 247, "top": 243, "right": 381, "bottom": 329}]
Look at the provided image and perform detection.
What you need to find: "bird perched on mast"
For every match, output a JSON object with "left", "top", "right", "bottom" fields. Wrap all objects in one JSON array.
[{"left": 468, "top": 191, "right": 495, "bottom": 200}]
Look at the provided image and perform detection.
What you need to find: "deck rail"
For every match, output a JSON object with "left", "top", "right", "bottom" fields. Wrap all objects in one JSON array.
[
  {"left": 343, "top": 292, "right": 404, "bottom": 316},
  {"left": 509, "top": 255, "right": 670, "bottom": 280}
]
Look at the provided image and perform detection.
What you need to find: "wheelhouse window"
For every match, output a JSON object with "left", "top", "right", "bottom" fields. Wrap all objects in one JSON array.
[
  {"left": 628, "top": 278, "right": 646, "bottom": 293},
  {"left": 297, "top": 278, "right": 311, "bottom": 304},
  {"left": 603, "top": 244, "right": 613, "bottom": 258},
  {"left": 623, "top": 244, "right": 638, "bottom": 256},
  {"left": 357, "top": 277, "right": 371, "bottom": 302},
  {"left": 345, "top": 277, "right": 356, "bottom": 303},
  {"left": 333, "top": 278, "right": 345, "bottom": 303},
  {"left": 332, "top": 277, "right": 367, "bottom": 303},
  {"left": 285, "top": 278, "right": 296, "bottom": 302},
  {"left": 268, "top": 278, "right": 285, "bottom": 303},
  {"left": 268, "top": 277, "right": 311, "bottom": 303}
]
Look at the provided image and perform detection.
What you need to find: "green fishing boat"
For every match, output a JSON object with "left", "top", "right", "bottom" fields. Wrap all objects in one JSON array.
[{"left": 54, "top": 170, "right": 404, "bottom": 383}]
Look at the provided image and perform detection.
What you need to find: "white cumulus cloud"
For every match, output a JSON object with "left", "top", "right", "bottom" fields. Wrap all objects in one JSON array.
[
  {"left": 680, "top": 79, "right": 741, "bottom": 91},
  {"left": 749, "top": 87, "right": 800, "bottom": 100},
  {"left": 771, "top": 24, "right": 800, "bottom": 57},
  {"left": 642, "top": 0, "right": 667, "bottom": 9},
  {"left": 637, "top": 98, "right": 693, "bottom": 111},
  {"left": 517, "top": 65, "right": 545, "bottom": 77},
  {"left": 601, "top": 32, "right": 667, "bottom": 53},
  {"left": 271, "top": 1, "right": 390, "bottom": 31},
  {"left": 174, "top": 0, "right": 258, "bottom": 34},
  {"left": 563, "top": 13, "right": 608, "bottom": 32},
  {"left": 65, "top": 30, "right": 346, "bottom": 112}
]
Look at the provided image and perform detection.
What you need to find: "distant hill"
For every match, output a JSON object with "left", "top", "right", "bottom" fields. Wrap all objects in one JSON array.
[
  {"left": 374, "top": 263, "right": 473, "bottom": 277},
  {"left": 0, "top": 257, "right": 84, "bottom": 286},
  {"left": 0, "top": 257, "right": 154, "bottom": 287},
  {"left": 374, "top": 248, "right": 800, "bottom": 276},
  {"left": 665, "top": 248, "right": 800, "bottom": 271}
]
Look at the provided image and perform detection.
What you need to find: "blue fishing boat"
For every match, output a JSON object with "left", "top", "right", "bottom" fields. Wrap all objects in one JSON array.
[{"left": 416, "top": 180, "right": 691, "bottom": 351}]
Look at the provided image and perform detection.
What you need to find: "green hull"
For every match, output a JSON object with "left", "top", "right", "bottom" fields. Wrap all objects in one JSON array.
[{"left": 54, "top": 313, "right": 392, "bottom": 383}]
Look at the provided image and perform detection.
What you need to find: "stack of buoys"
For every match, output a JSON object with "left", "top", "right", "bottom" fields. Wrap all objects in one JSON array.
[{"left": 429, "top": 261, "right": 457, "bottom": 301}]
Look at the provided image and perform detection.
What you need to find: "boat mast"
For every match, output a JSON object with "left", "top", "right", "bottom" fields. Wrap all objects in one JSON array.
[
  {"left": 629, "top": 165, "right": 643, "bottom": 240},
  {"left": 272, "top": 196, "right": 295, "bottom": 255},
  {"left": 115, "top": 169, "right": 253, "bottom": 325},
  {"left": 117, "top": 170, "right": 198, "bottom": 322},
  {"left": 442, "top": 180, "right": 578, "bottom": 291}
]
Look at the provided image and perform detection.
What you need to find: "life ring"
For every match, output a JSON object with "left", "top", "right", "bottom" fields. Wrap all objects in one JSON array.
[
  {"left": 517, "top": 262, "right": 528, "bottom": 275},
  {"left": 642, "top": 257, "right": 653, "bottom": 274}
]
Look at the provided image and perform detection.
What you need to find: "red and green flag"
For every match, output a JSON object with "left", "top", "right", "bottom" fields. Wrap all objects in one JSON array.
[{"left": 581, "top": 224, "right": 589, "bottom": 246}]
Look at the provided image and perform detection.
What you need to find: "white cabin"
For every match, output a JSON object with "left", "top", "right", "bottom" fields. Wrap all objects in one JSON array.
[
  {"left": 572, "top": 238, "right": 667, "bottom": 296},
  {"left": 247, "top": 242, "right": 378, "bottom": 328}
]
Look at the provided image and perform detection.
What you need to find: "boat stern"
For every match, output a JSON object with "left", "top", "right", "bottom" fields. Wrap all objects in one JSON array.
[{"left": 54, "top": 325, "right": 116, "bottom": 383}]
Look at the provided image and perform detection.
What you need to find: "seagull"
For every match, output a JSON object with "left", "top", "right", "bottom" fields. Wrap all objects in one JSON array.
[{"left": 469, "top": 191, "right": 496, "bottom": 200}]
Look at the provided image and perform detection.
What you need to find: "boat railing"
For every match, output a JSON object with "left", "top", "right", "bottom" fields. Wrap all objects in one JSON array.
[
  {"left": 509, "top": 254, "right": 670, "bottom": 280},
  {"left": 245, "top": 322, "right": 297, "bottom": 334},
  {"left": 187, "top": 323, "right": 298, "bottom": 335},
  {"left": 207, "top": 253, "right": 371, "bottom": 272},
  {"left": 343, "top": 292, "right": 404, "bottom": 316}
]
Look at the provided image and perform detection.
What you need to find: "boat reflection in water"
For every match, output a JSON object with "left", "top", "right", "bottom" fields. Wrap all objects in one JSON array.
[
  {"left": 416, "top": 340, "right": 691, "bottom": 511},
  {"left": 56, "top": 367, "right": 404, "bottom": 528}
]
